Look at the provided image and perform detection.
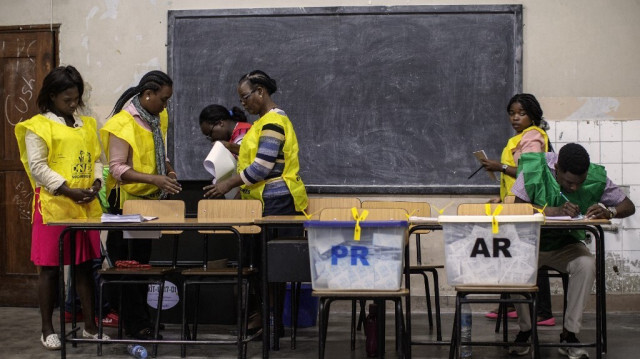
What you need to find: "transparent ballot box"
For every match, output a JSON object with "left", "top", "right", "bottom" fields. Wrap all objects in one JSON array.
[
  {"left": 439, "top": 214, "right": 544, "bottom": 286},
  {"left": 305, "top": 220, "right": 408, "bottom": 290}
]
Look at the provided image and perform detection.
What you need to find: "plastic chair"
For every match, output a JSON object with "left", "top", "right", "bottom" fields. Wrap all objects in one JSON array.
[
  {"left": 313, "top": 207, "right": 409, "bottom": 359},
  {"left": 98, "top": 199, "right": 185, "bottom": 357},
  {"left": 180, "top": 199, "right": 262, "bottom": 359},
  {"left": 362, "top": 200, "right": 443, "bottom": 341}
]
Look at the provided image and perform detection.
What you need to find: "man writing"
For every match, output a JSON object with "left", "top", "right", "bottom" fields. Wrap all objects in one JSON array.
[{"left": 509, "top": 143, "right": 635, "bottom": 359}]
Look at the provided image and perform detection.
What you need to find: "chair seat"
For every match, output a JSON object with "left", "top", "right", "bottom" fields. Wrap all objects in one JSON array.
[
  {"left": 181, "top": 267, "right": 257, "bottom": 276},
  {"left": 99, "top": 266, "right": 177, "bottom": 276},
  {"left": 455, "top": 285, "right": 538, "bottom": 293},
  {"left": 312, "top": 289, "right": 409, "bottom": 298},
  {"left": 410, "top": 264, "right": 444, "bottom": 270}
]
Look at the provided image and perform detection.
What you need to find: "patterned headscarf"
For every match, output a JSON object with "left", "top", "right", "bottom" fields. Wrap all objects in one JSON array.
[{"left": 132, "top": 95, "right": 167, "bottom": 199}]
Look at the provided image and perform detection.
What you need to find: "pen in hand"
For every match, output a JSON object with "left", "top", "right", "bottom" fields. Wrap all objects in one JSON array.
[
  {"left": 467, "top": 165, "right": 484, "bottom": 180},
  {"left": 560, "top": 191, "right": 582, "bottom": 217}
]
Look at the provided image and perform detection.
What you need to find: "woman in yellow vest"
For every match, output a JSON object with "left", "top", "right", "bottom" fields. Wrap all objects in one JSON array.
[
  {"left": 204, "top": 70, "right": 308, "bottom": 216},
  {"left": 14, "top": 66, "right": 109, "bottom": 349},
  {"left": 100, "top": 70, "right": 180, "bottom": 340},
  {"left": 479, "top": 93, "right": 555, "bottom": 326},
  {"left": 480, "top": 93, "right": 551, "bottom": 201}
]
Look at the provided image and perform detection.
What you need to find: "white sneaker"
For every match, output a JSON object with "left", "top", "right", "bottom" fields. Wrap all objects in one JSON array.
[
  {"left": 558, "top": 331, "right": 589, "bottom": 359},
  {"left": 509, "top": 330, "right": 531, "bottom": 356}
]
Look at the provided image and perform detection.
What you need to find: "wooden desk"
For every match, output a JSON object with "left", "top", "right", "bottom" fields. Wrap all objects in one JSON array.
[
  {"left": 49, "top": 218, "right": 255, "bottom": 359},
  {"left": 406, "top": 218, "right": 609, "bottom": 359}
]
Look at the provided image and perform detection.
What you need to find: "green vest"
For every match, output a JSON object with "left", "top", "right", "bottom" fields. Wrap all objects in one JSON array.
[{"left": 519, "top": 152, "right": 607, "bottom": 251}]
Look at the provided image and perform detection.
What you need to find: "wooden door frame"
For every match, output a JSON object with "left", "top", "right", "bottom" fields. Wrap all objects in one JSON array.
[{"left": 0, "top": 24, "right": 59, "bottom": 306}]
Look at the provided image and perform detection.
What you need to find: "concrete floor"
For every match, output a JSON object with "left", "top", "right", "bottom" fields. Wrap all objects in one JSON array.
[{"left": 2, "top": 306, "right": 639, "bottom": 358}]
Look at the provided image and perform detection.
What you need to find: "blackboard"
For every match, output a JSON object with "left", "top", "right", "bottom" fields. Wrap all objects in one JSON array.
[{"left": 167, "top": 6, "right": 522, "bottom": 194}]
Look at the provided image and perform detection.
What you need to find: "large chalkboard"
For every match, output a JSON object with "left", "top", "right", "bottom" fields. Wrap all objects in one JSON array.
[{"left": 167, "top": 6, "right": 522, "bottom": 194}]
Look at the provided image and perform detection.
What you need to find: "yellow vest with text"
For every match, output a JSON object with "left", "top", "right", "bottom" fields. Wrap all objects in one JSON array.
[
  {"left": 237, "top": 111, "right": 308, "bottom": 212},
  {"left": 499, "top": 126, "right": 548, "bottom": 200},
  {"left": 15, "top": 114, "right": 103, "bottom": 223},
  {"left": 100, "top": 109, "right": 168, "bottom": 209}
]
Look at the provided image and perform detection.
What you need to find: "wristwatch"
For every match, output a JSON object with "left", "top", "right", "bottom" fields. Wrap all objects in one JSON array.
[
  {"left": 501, "top": 164, "right": 509, "bottom": 173},
  {"left": 607, "top": 206, "right": 617, "bottom": 219}
]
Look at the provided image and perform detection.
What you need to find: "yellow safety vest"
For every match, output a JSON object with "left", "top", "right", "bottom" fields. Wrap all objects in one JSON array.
[
  {"left": 15, "top": 114, "right": 103, "bottom": 223},
  {"left": 499, "top": 126, "right": 548, "bottom": 200},
  {"left": 100, "top": 109, "right": 168, "bottom": 209},
  {"left": 237, "top": 111, "right": 308, "bottom": 212}
]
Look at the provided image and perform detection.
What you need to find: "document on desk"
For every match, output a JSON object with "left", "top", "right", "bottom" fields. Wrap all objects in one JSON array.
[
  {"left": 101, "top": 213, "right": 158, "bottom": 223},
  {"left": 203, "top": 141, "right": 239, "bottom": 199},
  {"left": 546, "top": 214, "right": 587, "bottom": 221},
  {"left": 472, "top": 150, "right": 497, "bottom": 181}
]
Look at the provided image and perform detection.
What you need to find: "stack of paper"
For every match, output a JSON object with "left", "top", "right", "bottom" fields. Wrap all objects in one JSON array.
[
  {"left": 101, "top": 213, "right": 158, "bottom": 223},
  {"left": 203, "top": 141, "right": 239, "bottom": 199}
]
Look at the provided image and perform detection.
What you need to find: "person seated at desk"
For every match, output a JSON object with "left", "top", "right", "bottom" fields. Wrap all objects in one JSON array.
[{"left": 509, "top": 143, "right": 635, "bottom": 358}]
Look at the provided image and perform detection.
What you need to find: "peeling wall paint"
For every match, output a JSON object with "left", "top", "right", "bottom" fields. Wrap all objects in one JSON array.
[{"left": 567, "top": 97, "right": 621, "bottom": 121}]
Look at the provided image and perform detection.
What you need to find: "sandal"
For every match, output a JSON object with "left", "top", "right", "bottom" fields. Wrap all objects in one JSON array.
[
  {"left": 82, "top": 329, "right": 111, "bottom": 340},
  {"left": 41, "top": 333, "right": 61, "bottom": 350}
]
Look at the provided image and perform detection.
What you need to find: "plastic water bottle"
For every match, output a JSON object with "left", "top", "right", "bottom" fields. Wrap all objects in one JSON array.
[
  {"left": 269, "top": 312, "right": 275, "bottom": 348},
  {"left": 127, "top": 344, "right": 148, "bottom": 359},
  {"left": 460, "top": 303, "right": 472, "bottom": 358}
]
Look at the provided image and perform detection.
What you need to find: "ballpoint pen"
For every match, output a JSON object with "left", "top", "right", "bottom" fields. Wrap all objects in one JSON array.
[{"left": 467, "top": 165, "right": 484, "bottom": 180}]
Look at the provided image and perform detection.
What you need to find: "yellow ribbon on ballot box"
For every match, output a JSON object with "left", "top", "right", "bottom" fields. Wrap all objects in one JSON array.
[{"left": 351, "top": 207, "right": 369, "bottom": 241}]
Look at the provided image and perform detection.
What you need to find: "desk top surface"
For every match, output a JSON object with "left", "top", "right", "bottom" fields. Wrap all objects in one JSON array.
[
  {"left": 48, "top": 218, "right": 255, "bottom": 227},
  {"left": 50, "top": 216, "right": 610, "bottom": 227}
]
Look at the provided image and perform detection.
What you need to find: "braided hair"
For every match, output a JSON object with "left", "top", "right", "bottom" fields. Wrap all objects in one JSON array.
[
  {"left": 238, "top": 70, "right": 277, "bottom": 95},
  {"left": 557, "top": 143, "right": 590, "bottom": 175},
  {"left": 110, "top": 70, "right": 173, "bottom": 116},
  {"left": 507, "top": 93, "right": 553, "bottom": 151},
  {"left": 199, "top": 104, "right": 247, "bottom": 125},
  {"left": 37, "top": 65, "right": 85, "bottom": 113}
]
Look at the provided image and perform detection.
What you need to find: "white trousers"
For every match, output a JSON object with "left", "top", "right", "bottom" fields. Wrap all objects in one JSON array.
[{"left": 516, "top": 242, "right": 596, "bottom": 334}]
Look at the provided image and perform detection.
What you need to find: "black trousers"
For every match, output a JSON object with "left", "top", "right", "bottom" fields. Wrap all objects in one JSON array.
[{"left": 106, "top": 189, "right": 153, "bottom": 335}]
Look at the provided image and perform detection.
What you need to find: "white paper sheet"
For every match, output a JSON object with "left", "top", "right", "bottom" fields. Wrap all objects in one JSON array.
[{"left": 203, "top": 141, "right": 239, "bottom": 199}]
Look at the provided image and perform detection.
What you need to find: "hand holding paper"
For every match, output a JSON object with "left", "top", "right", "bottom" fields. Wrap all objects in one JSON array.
[
  {"left": 472, "top": 150, "right": 498, "bottom": 181},
  {"left": 203, "top": 142, "right": 239, "bottom": 199}
]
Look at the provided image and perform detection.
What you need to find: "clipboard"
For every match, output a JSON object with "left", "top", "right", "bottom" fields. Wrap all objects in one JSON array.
[{"left": 472, "top": 150, "right": 498, "bottom": 181}]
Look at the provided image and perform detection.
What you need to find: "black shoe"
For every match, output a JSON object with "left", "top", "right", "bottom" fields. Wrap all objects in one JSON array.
[
  {"left": 509, "top": 330, "right": 531, "bottom": 356},
  {"left": 130, "top": 327, "right": 163, "bottom": 340}
]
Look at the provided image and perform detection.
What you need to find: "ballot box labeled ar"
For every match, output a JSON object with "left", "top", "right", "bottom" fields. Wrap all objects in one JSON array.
[
  {"left": 439, "top": 214, "right": 544, "bottom": 286},
  {"left": 305, "top": 220, "right": 408, "bottom": 290}
]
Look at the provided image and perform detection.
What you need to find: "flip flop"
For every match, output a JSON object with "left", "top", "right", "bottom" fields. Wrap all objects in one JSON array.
[{"left": 41, "top": 333, "right": 61, "bottom": 350}]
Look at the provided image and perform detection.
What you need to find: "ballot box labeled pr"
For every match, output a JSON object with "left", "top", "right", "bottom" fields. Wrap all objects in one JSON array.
[
  {"left": 439, "top": 214, "right": 544, "bottom": 286},
  {"left": 305, "top": 220, "right": 408, "bottom": 290}
]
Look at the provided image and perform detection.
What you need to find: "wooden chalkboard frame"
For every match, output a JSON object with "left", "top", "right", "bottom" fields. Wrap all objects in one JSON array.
[{"left": 167, "top": 5, "right": 523, "bottom": 194}]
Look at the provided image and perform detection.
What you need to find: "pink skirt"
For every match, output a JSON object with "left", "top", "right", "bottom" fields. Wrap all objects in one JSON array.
[{"left": 30, "top": 188, "right": 101, "bottom": 266}]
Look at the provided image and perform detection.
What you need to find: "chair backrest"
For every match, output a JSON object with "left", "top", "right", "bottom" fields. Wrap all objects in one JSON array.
[
  {"left": 361, "top": 200, "right": 430, "bottom": 218},
  {"left": 123, "top": 200, "right": 185, "bottom": 222},
  {"left": 306, "top": 197, "right": 361, "bottom": 215},
  {"left": 503, "top": 195, "right": 516, "bottom": 204},
  {"left": 457, "top": 203, "right": 532, "bottom": 215},
  {"left": 197, "top": 199, "right": 262, "bottom": 234},
  {"left": 319, "top": 208, "right": 408, "bottom": 221}
]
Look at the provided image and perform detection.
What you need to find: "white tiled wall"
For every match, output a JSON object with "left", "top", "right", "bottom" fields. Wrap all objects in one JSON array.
[{"left": 547, "top": 119, "right": 640, "bottom": 293}]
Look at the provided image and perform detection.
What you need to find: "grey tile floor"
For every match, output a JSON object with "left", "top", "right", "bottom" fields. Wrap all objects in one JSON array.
[{"left": 2, "top": 306, "right": 639, "bottom": 358}]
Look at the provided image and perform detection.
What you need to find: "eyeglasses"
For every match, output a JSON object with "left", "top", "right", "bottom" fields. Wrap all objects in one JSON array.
[{"left": 239, "top": 88, "right": 257, "bottom": 102}]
